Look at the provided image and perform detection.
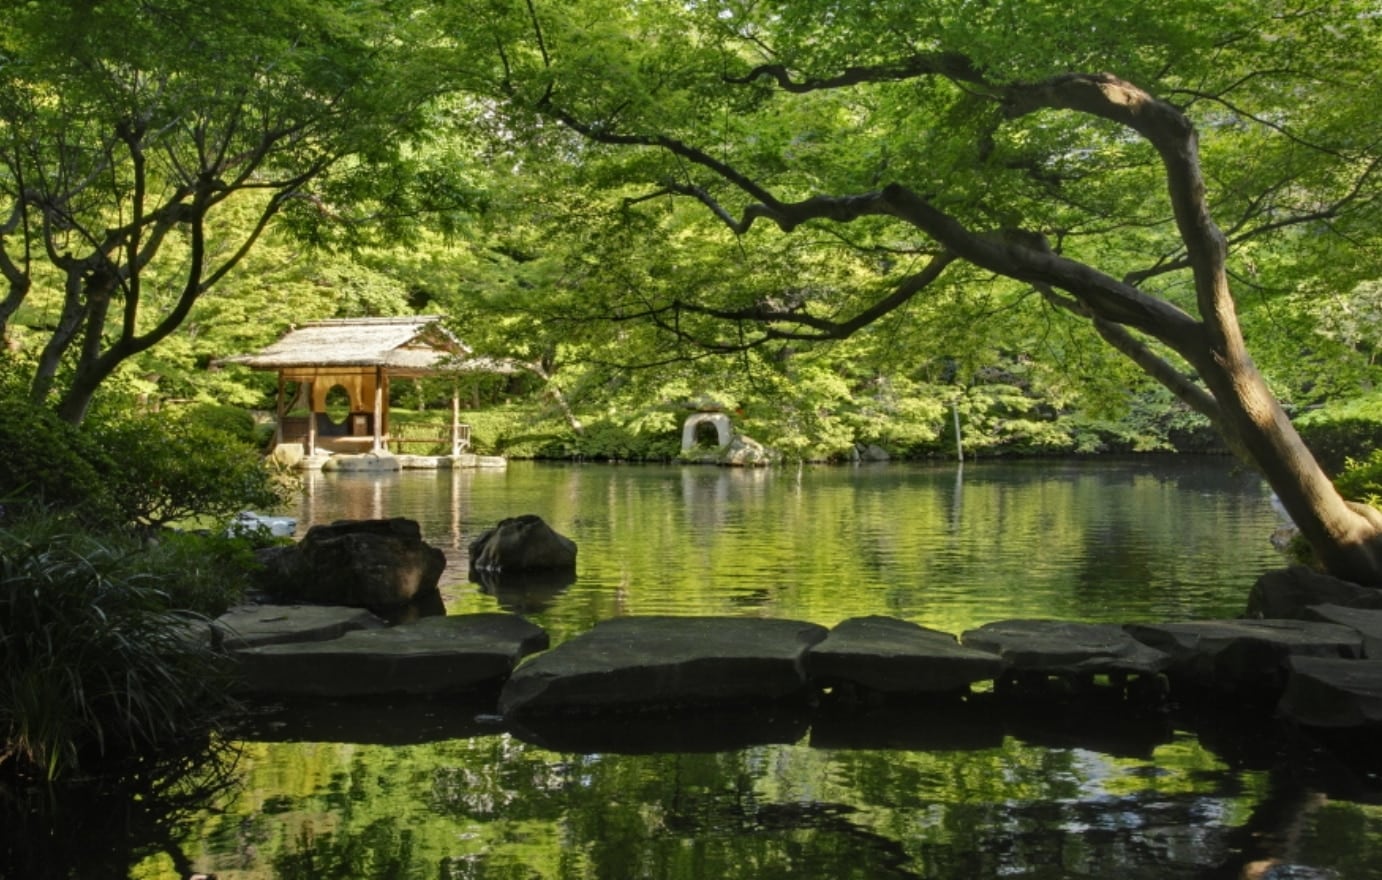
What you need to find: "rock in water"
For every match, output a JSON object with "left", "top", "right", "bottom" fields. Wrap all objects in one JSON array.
[
  {"left": 257, "top": 517, "right": 446, "bottom": 608},
  {"left": 468, "top": 514, "right": 577, "bottom": 572}
]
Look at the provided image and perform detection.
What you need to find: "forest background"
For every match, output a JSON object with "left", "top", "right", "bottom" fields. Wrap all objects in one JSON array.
[{"left": 3, "top": 0, "right": 1381, "bottom": 470}]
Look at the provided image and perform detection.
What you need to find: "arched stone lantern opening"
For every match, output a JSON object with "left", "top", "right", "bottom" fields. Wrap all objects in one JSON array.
[{"left": 681, "top": 412, "right": 732, "bottom": 451}]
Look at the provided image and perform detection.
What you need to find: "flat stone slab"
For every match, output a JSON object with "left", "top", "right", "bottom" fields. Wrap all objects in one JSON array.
[
  {"left": 1303, "top": 604, "right": 1382, "bottom": 659},
  {"left": 233, "top": 613, "right": 549, "bottom": 698},
  {"left": 498, "top": 616, "right": 829, "bottom": 717},
  {"left": 213, "top": 604, "right": 386, "bottom": 650},
  {"left": 1124, "top": 619, "right": 1363, "bottom": 695},
  {"left": 1279, "top": 657, "right": 1382, "bottom": 728},
  {"left": 960, "top": 619, "right": 1169, "bottom": 676},
  {"left": 804, "top": 615, "right": 1003, "bottom": 695}
]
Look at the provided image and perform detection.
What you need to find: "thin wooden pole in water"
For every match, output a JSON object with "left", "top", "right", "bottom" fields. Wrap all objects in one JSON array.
[
  {"left": 952, "top": 402, "right": 964, "bottom": 462},
  {"left": 450, "top": 381, "right": 460, "bottom": 457}
]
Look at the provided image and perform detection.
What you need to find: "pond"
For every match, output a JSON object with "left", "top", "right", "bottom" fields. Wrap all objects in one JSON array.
[{"left": 127, "top": 458, "right": 1382, "bottom": 879}]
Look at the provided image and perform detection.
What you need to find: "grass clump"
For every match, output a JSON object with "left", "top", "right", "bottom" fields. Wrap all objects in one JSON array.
[{"left": 0, "top": 513, "right": 240, "bottom": 783}]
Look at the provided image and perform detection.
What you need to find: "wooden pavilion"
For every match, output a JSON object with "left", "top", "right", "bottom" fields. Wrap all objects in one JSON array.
[{"left": 222, "top": 316, "right": 504, "bottom": 457}]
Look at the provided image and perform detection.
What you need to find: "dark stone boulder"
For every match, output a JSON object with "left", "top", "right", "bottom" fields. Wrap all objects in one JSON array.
[
  {"left": 1245, "top": 565, "right": 1382, "bottom": 620},
  {"left": 256, "top": 517, "right": 446, "bottom": 609},
  {"left": 1279, "top": 656, "right": 1382, "bottom": 728},
  {"left": 804, "top": 615, "right": 1003, "bottom": 698},
  {"left": 468, "top": 514, "right": 577, "bottom": 573},
  {"left": 498, "top": 616, "right": 829, "bottom": 717},
  {"left": 1123, "top": 619, "right": 1363, "bottom": 700},
  {"left": 231, "top": 612, "right": 549, "bottom": 698}
]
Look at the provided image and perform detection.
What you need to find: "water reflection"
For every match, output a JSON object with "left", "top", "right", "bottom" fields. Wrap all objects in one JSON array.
[
  {"left": 118, "top": 459, "right": 1382, "bottom": 878},
  {"left": 291, "top": 458, "right": 1286, "bottom": 639},
  {"left": 473, "top": 568, "right": 577, "bottom": 614},
  {"left": 168, "top": 711, "right": 1382, "bottom": 880}
]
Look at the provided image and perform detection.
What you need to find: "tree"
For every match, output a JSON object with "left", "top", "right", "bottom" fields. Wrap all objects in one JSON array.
[
  {"left": 450, "top": 0, "right": 1382, "bottom": 583},
  {"left": 0, "top": 0, "right": 468, "bottom": 423}
]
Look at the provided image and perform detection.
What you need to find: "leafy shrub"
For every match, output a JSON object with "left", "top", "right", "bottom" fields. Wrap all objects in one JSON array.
[
  {"left": 557, "top": 419, "right": 679, "bottom": 461},
  {"left": 138, "top": 528, "right": 266, "bottom": 616},
  {"left": 0, "top": 399, "right": 120, "bottom": 526},
  {"left": 174, "top": 402, "right": 259, "bottom": 446},
  {"left": 0, "top": 516, "right": 236, "bottom": 782},
  {"left": 1293, "top": 414, "right": 1382, "bottom": 477},
  {"left": 1335, "top": 449, "right": 1382, "bottom": 504},
  {"left": 88, "top": 409, "right": 291, "bottom": 530},
  {"left": 0, "top": 395, "right": 289, "bottom": 531}
]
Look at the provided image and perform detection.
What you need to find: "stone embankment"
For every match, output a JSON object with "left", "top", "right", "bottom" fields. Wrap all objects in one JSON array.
[{"left": 208, "top": 564, "right": 1382, "bottom": 745}]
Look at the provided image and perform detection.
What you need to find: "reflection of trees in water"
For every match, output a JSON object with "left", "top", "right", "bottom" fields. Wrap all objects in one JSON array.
[
  {"left": 2, "top": 736, "right": 239, "bottom": 879},
  {"left": 228, "top": 462, "right": 1372, "bottom": 878},
  {"left": 273, "top": 818, "right": 419, "bottom": 880},
  {"left": 168, "top": 705, "right": 1382, "bottom": 880},
  {"left": 680, "top": 467, "right": 770, "bottom": 534}
]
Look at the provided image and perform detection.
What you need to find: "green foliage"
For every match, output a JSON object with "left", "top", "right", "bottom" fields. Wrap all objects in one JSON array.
[
  {"left": 85, "top": 409, "right": 292, "bottom": 530},
  {"left": 1335, "top": 450, "right": 1382, "bottom": 505},
  {"left": 175, "top": 403, "right": 260, "bottom": 447},
  {"left": 138, "top": 529, "right": 267, "bottom": 618},
  {"left": 274, "top": 819, "right": 419, "bottom": 880},
  {"left": 551, "top": 418, "right": 682, "bottom": 462},
  {"left": 0, "top": 0, "right": 473, "bottom": 421},
  {"left": 1293, "top": 396, "right": 1382, "bottom": 476},
  {"left": 0, "top": 397, "right": 119, "bottom": 525},
  {"left": 0, "top": 515, "right": 237, "bottom": 782},
  {"left": 0, "top": 387, "right": 291, "bottom": 531}
]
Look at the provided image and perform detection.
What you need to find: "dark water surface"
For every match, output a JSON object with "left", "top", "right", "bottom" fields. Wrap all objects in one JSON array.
[{"left": 125, "top": 458, "right": 1382, "bottom": 879}]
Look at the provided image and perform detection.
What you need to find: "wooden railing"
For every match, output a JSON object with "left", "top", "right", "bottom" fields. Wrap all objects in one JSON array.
[{"left": 388, "top": 423, "right": 471, "bottom": 454}]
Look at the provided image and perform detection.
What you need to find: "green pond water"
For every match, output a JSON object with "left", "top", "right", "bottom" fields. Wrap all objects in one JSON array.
[{"left": 117, "top": 458, "right": 1382, "bottom": 879}]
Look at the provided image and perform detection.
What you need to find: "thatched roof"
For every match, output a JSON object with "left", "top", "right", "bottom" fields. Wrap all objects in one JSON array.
[{"left": 221, "top": 316, "right": 513, "bottom": 375}]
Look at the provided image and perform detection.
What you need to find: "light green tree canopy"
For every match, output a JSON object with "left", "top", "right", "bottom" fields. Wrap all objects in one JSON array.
[
  {"left": 448, "top": 0, "right": 1382, "bottom": 581},
  {"left": 0, "top": 0, "right": 474, "bottom": 422}
]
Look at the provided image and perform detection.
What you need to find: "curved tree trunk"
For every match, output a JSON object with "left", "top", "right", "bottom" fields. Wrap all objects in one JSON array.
[{"left": 1193, "top": 347, "right": 1382, "bottom": 584}]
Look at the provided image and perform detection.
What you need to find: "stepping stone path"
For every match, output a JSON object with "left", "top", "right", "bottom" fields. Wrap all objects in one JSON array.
[
  {"left": 212, "top": 604, "right": 386, "bottom": 650},
  {"left": 215, "top": 562, "right": 1382, "bottom": 735},
  {"left": 231, "top": 612, "right": 548, "bottom": 697},
  {"left": 805, "top": 615, "right": 1003, "bottom": 697},
  {"left": 960, "top": 618, "right": 1170, "bottom": 699},
  {"left": 1280, "top": 656, "right": 1382, "bottom": 728},
  {"left": 961, "top": 619, "right": 1169, "bottom": 675},
  {"left": 1301, "top": 604, "right": 1382, "bottom": 658},
  {"left": 498, "top": 616, "right": 829, "bottom": 716},
  {"left": 1124, "top": 619, "right": 1363, "bottom": 697}
]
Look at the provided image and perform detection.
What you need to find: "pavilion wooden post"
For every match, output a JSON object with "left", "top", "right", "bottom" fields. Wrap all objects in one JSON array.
[
  {"left": 272, "top": 373, "right": 286, "bottom": 447},
  {"left": 381, "top": 372, "right": 391, "bottom": 448},
  {"left": 372, "top": 365, "right": 385, "bottom": 453},
  {"left": 305, "top": 379, "right": 317, "bottom": 454}
]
